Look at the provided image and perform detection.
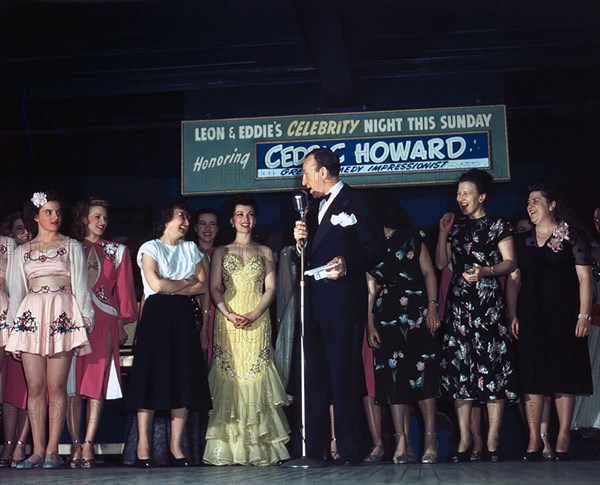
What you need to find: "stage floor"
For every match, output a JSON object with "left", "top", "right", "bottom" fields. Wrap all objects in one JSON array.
[{"left": 2, "top": 459, "right": 599, "bottom": 484}]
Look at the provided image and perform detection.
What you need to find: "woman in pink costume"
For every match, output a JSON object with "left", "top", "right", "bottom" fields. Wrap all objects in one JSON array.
[
  {"left": 6, "top": 190, "right": 93, "bottom": 469},
  {"left": 0, "top": 213, "right": 31, "bottom": 468},
  {"left": 66, "top": 198, "right": 138, "bottom": 468}
]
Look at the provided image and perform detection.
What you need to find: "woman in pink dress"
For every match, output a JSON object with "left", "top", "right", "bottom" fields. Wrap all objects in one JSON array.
[
  {"left": 5, "top": 191, "right": 93, "bottom": 469},
  {"left": 66, "top": 198, "right": 138, "bottom": 468},
  {"left": 0, "top": 213, "right": 31, "bottom": 468}
]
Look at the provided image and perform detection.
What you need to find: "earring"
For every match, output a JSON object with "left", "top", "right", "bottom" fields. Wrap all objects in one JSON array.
[{"left": 549, "top": 208, "right": 553, "bottom": 212}]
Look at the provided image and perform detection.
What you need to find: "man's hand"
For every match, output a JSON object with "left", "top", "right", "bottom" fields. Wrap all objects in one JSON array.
[
  {"left": 294, "top": 220, "right": 308, "bottom": 244},
  {"left": 325, "top": 256, "right": 346, "bottom": 280}
]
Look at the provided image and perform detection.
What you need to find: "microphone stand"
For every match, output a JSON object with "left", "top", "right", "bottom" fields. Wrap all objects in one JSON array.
[{"left": 281, "top": 206, "right": 327, "bottom": 468}]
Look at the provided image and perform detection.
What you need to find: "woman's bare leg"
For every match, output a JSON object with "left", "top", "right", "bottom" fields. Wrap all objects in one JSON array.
[
  {"left": 554, "top": 394, "right": 575, "bottom": 453},
  {"left": 21, "top": 353, "right": 48, "bottom": 463},
  {"left": 362, "top": 396, "right": 384, "bottom": 460},
  {"left": 46, "top": 351, "right": 73, "bottom": 455},
  {"left": 454, "top": 400, "right": 473, "bottom": 452},
  {"left": 170, "top": 407, "right": 188, "bottom": 459},
  {"left": 524, "top": 393, "right": 543, "bottom": 452},
  {"left": 136, "top": 409, "right": 155, "bottom": 460}
]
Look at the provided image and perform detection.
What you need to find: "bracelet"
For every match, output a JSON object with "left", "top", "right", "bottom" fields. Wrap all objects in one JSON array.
[
  {"left": 202, "top": 309, "right": 211, "bottom": 316},
  {"left": 578, "top": 313, "right": 592, "bottom": 321},
  {"left": 489, "top": 265, "right": 495, "bottom": 275},
  {"left": 428, "top": 299, "right": 438, "bottom": 307}
]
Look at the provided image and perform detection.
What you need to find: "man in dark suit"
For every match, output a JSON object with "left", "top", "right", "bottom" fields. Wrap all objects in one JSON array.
[{"left": 293, "top": 147, "right": 384, "bottom": 464}]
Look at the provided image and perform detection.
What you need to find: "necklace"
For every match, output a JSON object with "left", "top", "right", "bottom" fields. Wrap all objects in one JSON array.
[{"left": 535, "top": 226, "right": 555, "bottom": 237}]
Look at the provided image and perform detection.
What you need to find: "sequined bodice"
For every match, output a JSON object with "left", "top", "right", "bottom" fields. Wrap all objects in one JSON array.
[{"left": 222, "top": 253, "right": 265, "bottom": 296}]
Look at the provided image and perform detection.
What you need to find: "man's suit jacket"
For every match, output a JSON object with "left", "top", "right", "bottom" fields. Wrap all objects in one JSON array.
[{"left": 304, "top": 183, "right": 384, "bottom": 322}]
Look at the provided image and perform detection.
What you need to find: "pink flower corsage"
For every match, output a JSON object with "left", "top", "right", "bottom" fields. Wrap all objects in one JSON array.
[{"left": 547, "top": 221, "right": 570, "bottom": 253}]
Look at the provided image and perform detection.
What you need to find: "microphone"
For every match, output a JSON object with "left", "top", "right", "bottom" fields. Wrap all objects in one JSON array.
[{"left": 293, "top": 191, "right": 307, "bottom": 222}]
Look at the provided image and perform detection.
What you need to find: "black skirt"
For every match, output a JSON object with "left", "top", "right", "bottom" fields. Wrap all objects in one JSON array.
[{"left": 124, "top": 294, "right": 211, "bottom": 412}]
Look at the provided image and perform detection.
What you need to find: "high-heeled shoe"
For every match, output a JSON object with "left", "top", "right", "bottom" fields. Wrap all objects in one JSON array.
[
  {"left": 67, "top": 439, "right": 82, "bottom": 469},
  {"left": 0, "top": 440, "right": 15, "bottom": 467},
  {"left": 81, "top": 440, "right": 96, "bottom": 469},
  {"left": 168, "top": 451, "right": 190, "bottom": 467},
  {"left": 363, "top": 443, "right": 385, "bottom": 463},
  {"left": 134, "top": 456, "right": 153, "bottom": 468},
  {"left": 421, "top": 432, "right": 438, "bottom": 464},
  {"left": 470, "top": 432, "right": 482, "bottom": 461},
  {"left": 449, "top": 442, "right": 473, "bottom": 463},
  {"left": 42, "top": 451, "right": 65, "bottom": 469},
  {"left": 540, "top": 432, "right": 555, "bottom": 461},
  {"left": 15, "top": 453, "right": 44, "bottom": 469},
  {"left": 330, "top": 438, "right": 341, "bottom": 462},
  {"left": 553, "top": 451, "right": 570, "bottom": 462},
  {"left": 522, "top": 449, "right": 542, "bottom": 462},
  {"left": 10, "top": 440, "right": 27, "bottom": 468},
  {"left": 485, "top": 449, "right": 503, "bottom": 463},
  {"left": 393, "top": 432, "right": 410, "bottom": 464}
]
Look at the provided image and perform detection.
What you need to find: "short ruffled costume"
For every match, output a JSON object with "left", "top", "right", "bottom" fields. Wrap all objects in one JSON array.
[{"left": 5, "top": 238, "right": 92, "bottom": 357}]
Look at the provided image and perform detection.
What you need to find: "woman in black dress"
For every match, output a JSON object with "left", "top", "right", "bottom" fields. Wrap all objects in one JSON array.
[
  {"left": 506, "top": 184, "right": 593, "bottom": 461},
  {"left": 124, "top": 202, "right": 211, "bottom": 467},
  {"left": 435, "top": 169, "right": 517, "bottom": 462},
  {"left": 367, "top": 196, "right": 441, "bottom": 464}
]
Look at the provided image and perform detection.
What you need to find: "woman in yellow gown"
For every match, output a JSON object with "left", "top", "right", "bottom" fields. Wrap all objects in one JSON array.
[{"left": 203, "top": 194, "right": 290, "bottom": 465}]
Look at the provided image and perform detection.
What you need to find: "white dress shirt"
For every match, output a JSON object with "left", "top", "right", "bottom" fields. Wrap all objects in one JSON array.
[{"left": 318, "top": 180, "right": 344, "bottom": 224}]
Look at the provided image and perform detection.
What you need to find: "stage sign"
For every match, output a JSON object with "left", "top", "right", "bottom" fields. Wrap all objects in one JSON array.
[{"left": 181, "top": 105, "right": 509, "bottom": 195}]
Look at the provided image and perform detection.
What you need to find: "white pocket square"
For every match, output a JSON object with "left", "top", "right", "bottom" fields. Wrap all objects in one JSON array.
[{"left": 330, "top": 212, "right": 357, "bottom": 227}]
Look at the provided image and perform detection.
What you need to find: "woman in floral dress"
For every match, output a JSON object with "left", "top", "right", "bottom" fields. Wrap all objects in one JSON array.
[
  {"left": 435, "top": 169, "right": 517, "bottom": 463},
  {"left": 6, "top": 191, "right": 93, "bottom": 469},
  {"left": 367, "top": 196, "right": 441, "bottom": 464},
  {"left": 506, "top": 184, "right": 593, "bottom": 461},
  {"left": 66, "top": 198, "right": 138, "bottom": 468}
]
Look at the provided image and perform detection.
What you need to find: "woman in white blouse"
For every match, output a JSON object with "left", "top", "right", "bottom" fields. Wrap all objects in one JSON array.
[{"left": 123, "top": 202, "right": 211, "bottom": 467}]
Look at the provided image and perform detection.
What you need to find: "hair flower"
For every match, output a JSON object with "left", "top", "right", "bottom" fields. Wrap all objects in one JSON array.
[
  {"left": 31, "top": 192, "right": 48, "bottom": 208},
  {"left": 547, "top": 221, "right": 570, "bottom": 253}
]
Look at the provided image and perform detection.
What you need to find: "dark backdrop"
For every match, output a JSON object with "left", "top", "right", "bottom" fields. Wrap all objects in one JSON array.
[{"left": 1, "top": 1, "right": 598, "bottom": 244}]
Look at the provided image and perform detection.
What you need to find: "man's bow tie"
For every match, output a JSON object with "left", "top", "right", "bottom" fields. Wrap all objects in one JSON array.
[{"left": 321, "top": 192, "right": 331, "bottom": 202}]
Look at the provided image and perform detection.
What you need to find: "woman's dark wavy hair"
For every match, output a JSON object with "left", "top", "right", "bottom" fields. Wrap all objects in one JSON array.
[
  {"left": 194, "top": 207, "right": 220, "bottom": 228},
  {"left": 458, "top": 168, "right": 494, "bottom": 198},
  {"left": 527, "top": 182, "right": 570, "bottom": 223},
  {"left": 193, "top": 207, "right": 222, "bottom": 246},
  {"left": 1, "top": 212, "right": 23, "bottom": 237},
  {"left": 153, "top": 200, "right": 189, "bottom": 238},
  {"left": 223, "top": 194, "right": 260, "bottom": 244},
  {"left": 22, "top": 190, "right": 66, "bottom": 237},
  {"left": 71, "top": 198, "right": 110, "bottom": 242},
  {"left": 227, "top": 194, "right": 259, "bottom": 219},
  {"left": 370, "top": 190, "right": 412, "bottom": 230}
]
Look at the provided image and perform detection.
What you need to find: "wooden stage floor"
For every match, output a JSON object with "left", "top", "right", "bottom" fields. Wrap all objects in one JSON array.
[{"left": 2, "top": 459, "right": 599, "bottom": 484}]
